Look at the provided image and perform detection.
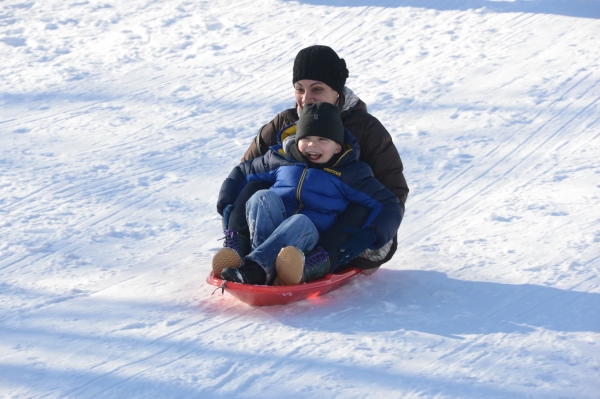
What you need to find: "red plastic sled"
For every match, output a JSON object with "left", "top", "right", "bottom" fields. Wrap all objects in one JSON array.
[{"left": 207, "top": 268, "right": 361, "bottom": 306}]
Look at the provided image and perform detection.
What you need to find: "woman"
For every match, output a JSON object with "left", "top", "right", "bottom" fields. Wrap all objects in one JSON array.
[{"left": 225, "top": 45, "right": 409, "bottom": 275}]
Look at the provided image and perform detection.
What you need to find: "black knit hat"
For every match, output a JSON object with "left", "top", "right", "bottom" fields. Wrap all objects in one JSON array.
[
  {"left": 296, "top": 102, "right": 344, "bottom": 146},
  {"left": 292, "top": 45, "right": 349, "bottom": 94}
]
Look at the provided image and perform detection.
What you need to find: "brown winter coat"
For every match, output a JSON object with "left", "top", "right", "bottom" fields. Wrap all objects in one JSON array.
[{"left": 241, "top": 97, "right": 409, "bottom": 270}]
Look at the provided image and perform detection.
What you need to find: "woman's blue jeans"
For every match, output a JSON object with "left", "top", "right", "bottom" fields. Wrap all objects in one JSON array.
[{"left": 245, "top": 189, "right": 319, "bottom": 282}]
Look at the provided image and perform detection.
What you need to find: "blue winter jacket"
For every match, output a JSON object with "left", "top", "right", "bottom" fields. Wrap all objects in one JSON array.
[{"left": 217, "top": 125, "right": 402, "bottom": 249}]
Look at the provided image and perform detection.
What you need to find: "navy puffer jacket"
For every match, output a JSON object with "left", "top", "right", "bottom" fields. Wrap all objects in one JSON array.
[{"left": 218, "top": 125, "right": 402, "bottom": 249}]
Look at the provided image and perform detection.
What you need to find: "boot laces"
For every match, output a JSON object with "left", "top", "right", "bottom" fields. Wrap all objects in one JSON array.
[
  {"left": 305, "top": 247, "right": 328, "bottom": 271},
  {"left": 220, "top": 229, "right": 243, "bottom": 252}
]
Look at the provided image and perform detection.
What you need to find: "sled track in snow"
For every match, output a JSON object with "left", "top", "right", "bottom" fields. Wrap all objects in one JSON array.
[
  {"left": 64, "top": 307, "right": 260, "bottom": 397},
  {"left": 400, "top": 66, "right": 600, "bottom": 246}
]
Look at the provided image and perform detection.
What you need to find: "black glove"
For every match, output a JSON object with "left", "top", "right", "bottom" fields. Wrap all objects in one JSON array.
[
  {"left": 222, "top": 204, "right": 233, "bottom": 230},
  {"left": 339, "top": 226, "right": 376, "bottom": 264}
]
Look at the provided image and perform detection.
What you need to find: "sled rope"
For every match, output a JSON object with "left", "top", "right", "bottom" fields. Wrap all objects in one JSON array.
[{"left": 211, "top": 280, "right": 227, "bottom": 295}]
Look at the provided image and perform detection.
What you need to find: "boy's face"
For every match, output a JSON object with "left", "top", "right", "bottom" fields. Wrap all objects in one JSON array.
[{"left": 297, "top": 136, "right": 342, "bottom": 164}]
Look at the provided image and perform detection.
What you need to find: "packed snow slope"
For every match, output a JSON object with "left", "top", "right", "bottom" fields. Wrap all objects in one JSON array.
[{"left": 1, "top": 0, "right": 600, "bottom": 398}]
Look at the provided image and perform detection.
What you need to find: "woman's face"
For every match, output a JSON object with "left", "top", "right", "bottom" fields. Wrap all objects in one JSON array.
[{"left": 294, "top": 80, "right": 340, "bottom": 111}]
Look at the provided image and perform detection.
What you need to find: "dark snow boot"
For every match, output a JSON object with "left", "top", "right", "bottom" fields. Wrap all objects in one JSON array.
[
  {"left": 212, "top": 230, "right": 251, "bottom": 278},
  {"left": 275, "top": 246, "right": 330, "bottom": 285},
  {"left": 302, "top": 247, "right": 330, "bottom": 282},
  {"left": 221, "top": 259, "right": 267, "bottom": 285}
]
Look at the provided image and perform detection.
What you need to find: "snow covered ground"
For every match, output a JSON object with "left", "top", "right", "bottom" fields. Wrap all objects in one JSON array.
[{"left": 1, "top": 0, "right": 600, "bottom": 397}]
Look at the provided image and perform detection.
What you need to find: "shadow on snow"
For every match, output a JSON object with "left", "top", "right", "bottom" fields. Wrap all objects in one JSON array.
[{"left": 263, "top": 268, "right": 600, "bottom": 337}]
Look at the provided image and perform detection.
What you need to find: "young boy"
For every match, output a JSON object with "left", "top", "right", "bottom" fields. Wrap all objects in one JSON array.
[{"left": 213, "top": 102, "right": 402, "bottom": 285}]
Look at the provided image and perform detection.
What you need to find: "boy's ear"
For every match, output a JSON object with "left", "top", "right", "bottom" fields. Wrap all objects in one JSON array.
[{"left": 335, "top": 144, "right": 342, "bottom": 154}]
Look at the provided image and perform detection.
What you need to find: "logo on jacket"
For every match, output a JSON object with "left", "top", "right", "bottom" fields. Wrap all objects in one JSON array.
[
  {"left": 324, "top": 167, "right": 341, "bottom": 177},
  {"left": 314, "top": 114, "right": 319, "bottom": 120}
]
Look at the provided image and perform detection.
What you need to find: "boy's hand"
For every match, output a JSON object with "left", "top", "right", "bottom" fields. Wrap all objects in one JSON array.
[
  {"left": 222, "top": 204, "right": 234, "bottom": 230},
  {"left": 339, "top": 226, "right": 376, "bottom": 264}
]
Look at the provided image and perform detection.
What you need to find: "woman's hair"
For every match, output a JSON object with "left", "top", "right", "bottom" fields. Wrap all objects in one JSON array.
[{"left": 292, "top": 45, "right": 349, "bottom": 94}]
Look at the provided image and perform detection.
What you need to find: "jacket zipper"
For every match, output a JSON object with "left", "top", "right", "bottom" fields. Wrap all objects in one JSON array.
[
  {"left": 332, "top": 148, "right": 352, "bottom": 167},
  {"left": 294, "top": 167, "right": 309, "bottom": 214}
]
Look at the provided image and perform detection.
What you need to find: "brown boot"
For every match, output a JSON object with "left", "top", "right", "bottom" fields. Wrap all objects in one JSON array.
[{"left": 275, "top": 246, "right": 305, "bottom": 285}]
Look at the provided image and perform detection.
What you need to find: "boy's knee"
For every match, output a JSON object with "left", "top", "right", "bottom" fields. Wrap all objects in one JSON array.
[
  {"left": 287, "top": 214, "right": 309, "bottom": 224},
  {"left": 288, "top": 214, "right": 318, "bottom": 233},
  {"left": 249, "top": 189, "right": 272, "bottom": 199},
  {"left": 248, "top": 189, "right": 278, "bottom": 206}
]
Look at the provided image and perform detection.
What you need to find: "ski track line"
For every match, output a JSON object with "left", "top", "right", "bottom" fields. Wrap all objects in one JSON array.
[
  {"left": 473, "top": 331, "right": 540, "bottom": 384},
  {"left": 450, "top": 95, "right": 599, "bottom": 214},
  {"left": 418, "top": 334, "right": 488, "bottom": 376},
  {"left": 472, "top": 81, "right": 599, "bottom": 193},
  {"left": 65, "top": 307, "right": 259, "bottom": 397},
  {"left": 85, "top": 193, "right": 160, "bottom": 229},
  {"left": 80, "top": 125, "right": 156, "bottom": 154},
  {"left": 498, "top": 78, "right": 599, "bottom": 179},
  {"left": 542, "top": 99, "right": 600, "bottom": 154},
  {"left": 0, "top": 101, "right": 111, "bottom": 129},
  {"left": 0, "top": 274, "right": 142, "bottom": 324},
  {"left": 3, "top": 169, "right": 136, "bottom": 213},
  {"left": 484, "top": 273, "right": 600, "bottom": 323},
  {"left": 416, "top": 275, "right": 591, "bottom": 377},
  {"left": 0, "top": 254, "right": 36, "bottom": 273},
  {"left": 8, "top": 176, "right": 145, "bottom": 226},
  {"left": 90, "top": 348, "right": 200, "bottom": 397},
  {"left": 478, "top": 69, "right": 596, "bottom": 171},
  {"left": 201, "top": 8, "right": 353, "bottom": 106},
  {"left": 0, "top": 237, "right": 78, "bottom": 270},
  {"left": 390, "top": 14, "right": 505, "bottom": 84},
  {"left": 10, "top": 149, "right": 192, "bottom": 215},
  {"left": 502, "top": 11, "right": 545, "bottom": 44},
  {"left": 402, "top": 69, "right": 599, "bottom": 242},
  {"left": 87, "top": 312, "right": 262, "bottom": 395},
  {"left": 203, "top": 0, "right": 256, "bottom": 18},
  {"left": 514, "top": 102, "right": 600, "bottom": 190},
  {"left": 4, "top": 160, "right": 192, "bottom": 247},
  {"left": 1, "top": 192, "right": 164, "bottom": 276},
  {"left": 4, "top": 182, "right": 64, "bottom": 211},
  {"left": 483, "top": 286, "right": 547, "bottom": 319},
  {"left": 1, "top": 72, "right": 193, "bottom": 130},
  {"left": 0, "top": 118, "right": 16, "bottom": 125},
  {"left": 2, "top": 232, "right": 220, "bottom": 326},
  {"left": 401, "top": 65, "right": 578, "bottom": 212}
]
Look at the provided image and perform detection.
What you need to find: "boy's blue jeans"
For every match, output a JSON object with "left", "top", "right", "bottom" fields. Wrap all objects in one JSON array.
[{"left": 245, "top": 189, "right": 319, "bottom": 282}]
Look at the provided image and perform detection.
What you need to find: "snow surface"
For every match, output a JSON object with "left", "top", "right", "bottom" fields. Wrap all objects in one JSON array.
[{"left": 1, "top": 0, "right": 600, "bottom": 397}]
